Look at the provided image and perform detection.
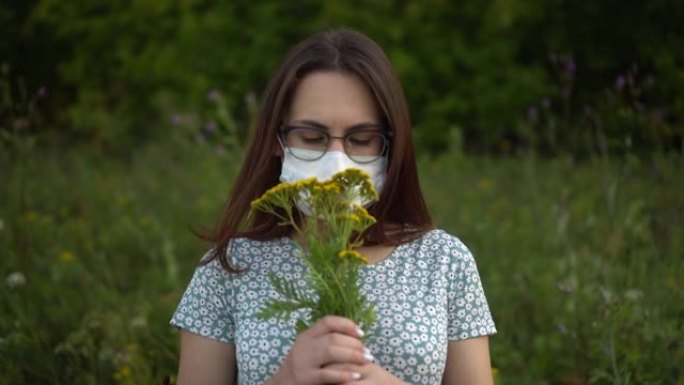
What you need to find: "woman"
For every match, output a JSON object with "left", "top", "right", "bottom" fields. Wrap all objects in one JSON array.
[{"left": 171, "top": 28, "right": 496, "bottom": 385}]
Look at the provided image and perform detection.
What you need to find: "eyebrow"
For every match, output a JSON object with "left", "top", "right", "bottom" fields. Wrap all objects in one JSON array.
[{"left": 289, "top": 119, "right": 383, "bottom": 132}]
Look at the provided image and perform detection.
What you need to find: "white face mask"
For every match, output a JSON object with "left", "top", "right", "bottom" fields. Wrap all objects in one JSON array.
[{"left": 279, "top": 148, "right": 387, "bottom": 215}]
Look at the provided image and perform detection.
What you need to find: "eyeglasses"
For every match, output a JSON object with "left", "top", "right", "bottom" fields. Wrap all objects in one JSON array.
[{"left": 278, "top": 125, "right": 392, "bottom": 164}]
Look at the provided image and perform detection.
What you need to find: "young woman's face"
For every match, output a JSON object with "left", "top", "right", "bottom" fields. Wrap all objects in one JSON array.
[{"left": 282, "top": 71, "right": 384, "bottom": 159}]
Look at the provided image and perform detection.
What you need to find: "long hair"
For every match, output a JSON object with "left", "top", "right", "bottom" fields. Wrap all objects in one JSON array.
[{"left": 202, "top": 28, "right": 433, "bottom": 272}]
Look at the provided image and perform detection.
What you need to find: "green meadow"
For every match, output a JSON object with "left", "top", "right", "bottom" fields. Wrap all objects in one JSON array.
[
  {"left": 3, "top": 1, "right": 683, "bottom": 383},
  {"left": 1, "top": 134, "right": 682, "bottom": 384}
]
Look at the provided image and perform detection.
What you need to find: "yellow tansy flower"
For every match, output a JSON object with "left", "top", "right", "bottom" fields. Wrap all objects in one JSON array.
[
  {"left": 338, "top": 249, "right": 370, "bottom": 264},
  {"left": 321, "top": 180, "right": 342, "bottom": 194},
  {"left": 114, "top": 365, "right": 132, "bottom": 381},
  {"left": 351, "top": 205, "right": 376, "bottom": 224},
  {"left": 58, "top": 250, "right": 75, "bottom": 263}
]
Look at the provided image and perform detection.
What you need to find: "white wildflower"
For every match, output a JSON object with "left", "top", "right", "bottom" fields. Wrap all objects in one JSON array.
[
  {"left": 624, "top": 289, "right": 644, "bottom": 301},
  {"left": 5, "top": 272, "right": 26, "bottom": 288},
  {"left": 130, "top": 315, "right": 147, "bottom": 329}
]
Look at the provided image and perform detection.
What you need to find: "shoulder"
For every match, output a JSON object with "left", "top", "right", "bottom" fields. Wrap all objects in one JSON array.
[
  {"left": 403, "top": 228, "right": 473, "bottom": 258},
  {"left": 391, "top": 228, "right": 476, "bottom": 273},
  {"left": 204, "top": 236, "right": 295, "bottom": 271},
  {"left": 186, "top": 236, "right": 293, "bottom": 291}
]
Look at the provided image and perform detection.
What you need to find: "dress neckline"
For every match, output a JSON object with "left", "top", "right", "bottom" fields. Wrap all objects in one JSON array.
[{"left": 280, "top": 233, "right": 424, "bottom": 269}]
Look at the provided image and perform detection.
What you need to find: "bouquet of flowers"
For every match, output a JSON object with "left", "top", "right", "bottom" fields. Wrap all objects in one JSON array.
[{"left": 250, "top": 168, "right": 378, "bottom": 338}]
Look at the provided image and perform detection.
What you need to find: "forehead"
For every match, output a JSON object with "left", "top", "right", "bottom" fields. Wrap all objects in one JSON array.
[{"left": 287, "top": 71, "right": 381, "bottom": 128}]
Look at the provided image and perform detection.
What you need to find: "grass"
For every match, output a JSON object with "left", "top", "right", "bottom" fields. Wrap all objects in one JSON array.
[
  {"left": 1, "top": 134, "right": 682, "bottom": 384},
  {"left": 421, "top": 153, "right": 683, "bottom": 384}
]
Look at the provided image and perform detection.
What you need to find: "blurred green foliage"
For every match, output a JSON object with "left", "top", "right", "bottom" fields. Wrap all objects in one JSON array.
[
  {"left": 421, "top": 151, "right": 684, "bottom": 384},
  {"left": 1, "top": 0, "right": 682, "bottom": 155},
  {"left": 1, "top": 133, "right": 682, "bottom": 384},
  {"left": 1, "top": 1, "right": 683, "bottom": 384}
]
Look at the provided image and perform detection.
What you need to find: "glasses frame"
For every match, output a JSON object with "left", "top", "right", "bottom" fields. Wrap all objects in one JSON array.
[{"left": 278, "top": 124, "right": 393, "bottom": 164}]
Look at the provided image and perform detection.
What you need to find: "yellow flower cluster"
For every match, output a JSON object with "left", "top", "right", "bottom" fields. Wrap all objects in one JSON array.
[
  {"left": 338, "top": 249, "right": 370, "bottom": 265},
  {"left": 58, "top": 250, "right": 76, "bottom": 263},
  {"left": 321, "top": 180, "right": 342, "bottom": 194},
  {"left": 338, "top": 213, "right": 362, "bottom": 223},
  {"left": 250, "top": 177, "right": 317, "bottom": 211},
  {"left": 252, "top": 168, "right": 379, "bottom": 339},
  {"left": 352, "top": 205, "right": 375, "bottom": 223},
  {"left": 250, "top": 169, "right": 379, "bottom": 217},
  {"left": 332, "top": 168, "right": 378, "bottom": 202},
  {"left": 337, "top": 205, "right": 376, "bottom": 229}
]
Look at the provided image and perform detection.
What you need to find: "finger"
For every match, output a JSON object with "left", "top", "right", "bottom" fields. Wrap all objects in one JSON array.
[
  {"left": 326, "top": 364, "right": 364, "bottom": 385},
  {"left": 314, "top": 367, "right": 362, "bottom": 384},
  {"left": 307, "top": 315, "right": 364, "bottom": 339},
  {"left": 322, "top": 332, "right": 367, "bottom": 352},
  {"left": 336, "top": 365, "right": 373, "bottom": 385},
  {"left": 316, "top": 345, "right": 374, "bottom": 367},
  {"left": 324, "top": 363, "right": 364, "bottom": 372}
]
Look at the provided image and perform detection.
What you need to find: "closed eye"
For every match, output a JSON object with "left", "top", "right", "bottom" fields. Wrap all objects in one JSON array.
[
  {"left": 348, "top": 132, "right": 381, "bottom": 146},
  {"left": 299, "top": 133, "right": 327, "bottom": 144}
]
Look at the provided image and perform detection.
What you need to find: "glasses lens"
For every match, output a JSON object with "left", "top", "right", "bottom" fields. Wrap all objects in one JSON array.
[
  {"left": 285, "top": 127, "right": 328, "bottom": 160},
  {"left": 346, "top": 131, "right": 386, "bottom": 163}
]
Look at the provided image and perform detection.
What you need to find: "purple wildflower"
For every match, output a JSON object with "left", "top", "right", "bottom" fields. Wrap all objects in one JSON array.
[
  {"left": 566, "top": 58, "right": 576, "bottom": 75},
  {"left": 644, "top": 75, "right": 655, "bottom": 87},
  {"left": 207, "top": 89, "right": 221, "bottom": 101},
  {"left": 653, "top": 108, "right": 667, "bottom": 121},
  {"left": 615, "top": 75, "right": 626, "bottom": 90},
  {"left": 557, "top": 323, "right": 568, "bottom": 335},
  {"left": 170, "top": 113, "right": 183, "bottom": 125},
  {"left": 541, "top": 97, "right": 551, "bottom": 109},
  {"left": 36, "top": 86, "right": 48, "bottom": 98},
  {"left": 203, "top": 120, "right": 217, "bottom": 134},
  {"left": 527, "top": 106, "right": 539, "bottom": 124}
]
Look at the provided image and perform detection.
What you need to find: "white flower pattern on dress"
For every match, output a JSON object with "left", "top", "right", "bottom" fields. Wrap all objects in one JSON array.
[{"left": 171, "top": 229, "right": 496, "bottom": 385}]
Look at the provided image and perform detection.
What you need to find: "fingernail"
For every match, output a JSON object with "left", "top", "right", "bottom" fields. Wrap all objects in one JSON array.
[
  {"left": 352, "top": 372, "right": 361, "bottom": 380},
  {"left": 356, "top": 327, "right": 365, "bottom": 337},
  {"left": 363, "top": 347, "right": 375, "bottom": 362}
]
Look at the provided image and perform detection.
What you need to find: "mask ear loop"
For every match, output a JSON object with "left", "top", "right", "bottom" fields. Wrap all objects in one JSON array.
[
  {"left": 382, "top": 130, "right": 393, "bottom": 157},
  {"left": 275, "top": 133, "right": 288, "bottom": 160}
]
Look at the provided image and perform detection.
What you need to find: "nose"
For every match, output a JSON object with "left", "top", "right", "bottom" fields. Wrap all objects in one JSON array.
[
  {"left": 320, "top": 146, "right": 350, "bottom": 180},
  {"left": 328, "top": 136, "right": 346, "bottom": 152}
]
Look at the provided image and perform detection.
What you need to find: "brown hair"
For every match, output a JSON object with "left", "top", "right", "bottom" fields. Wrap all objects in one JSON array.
[{"left": 202, "top": 28, "right": 433, "bottom": 272}]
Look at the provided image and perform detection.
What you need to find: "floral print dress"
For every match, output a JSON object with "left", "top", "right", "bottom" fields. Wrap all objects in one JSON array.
[{"left": 171, "top": 229, "right": 497, "bottom": 385}]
